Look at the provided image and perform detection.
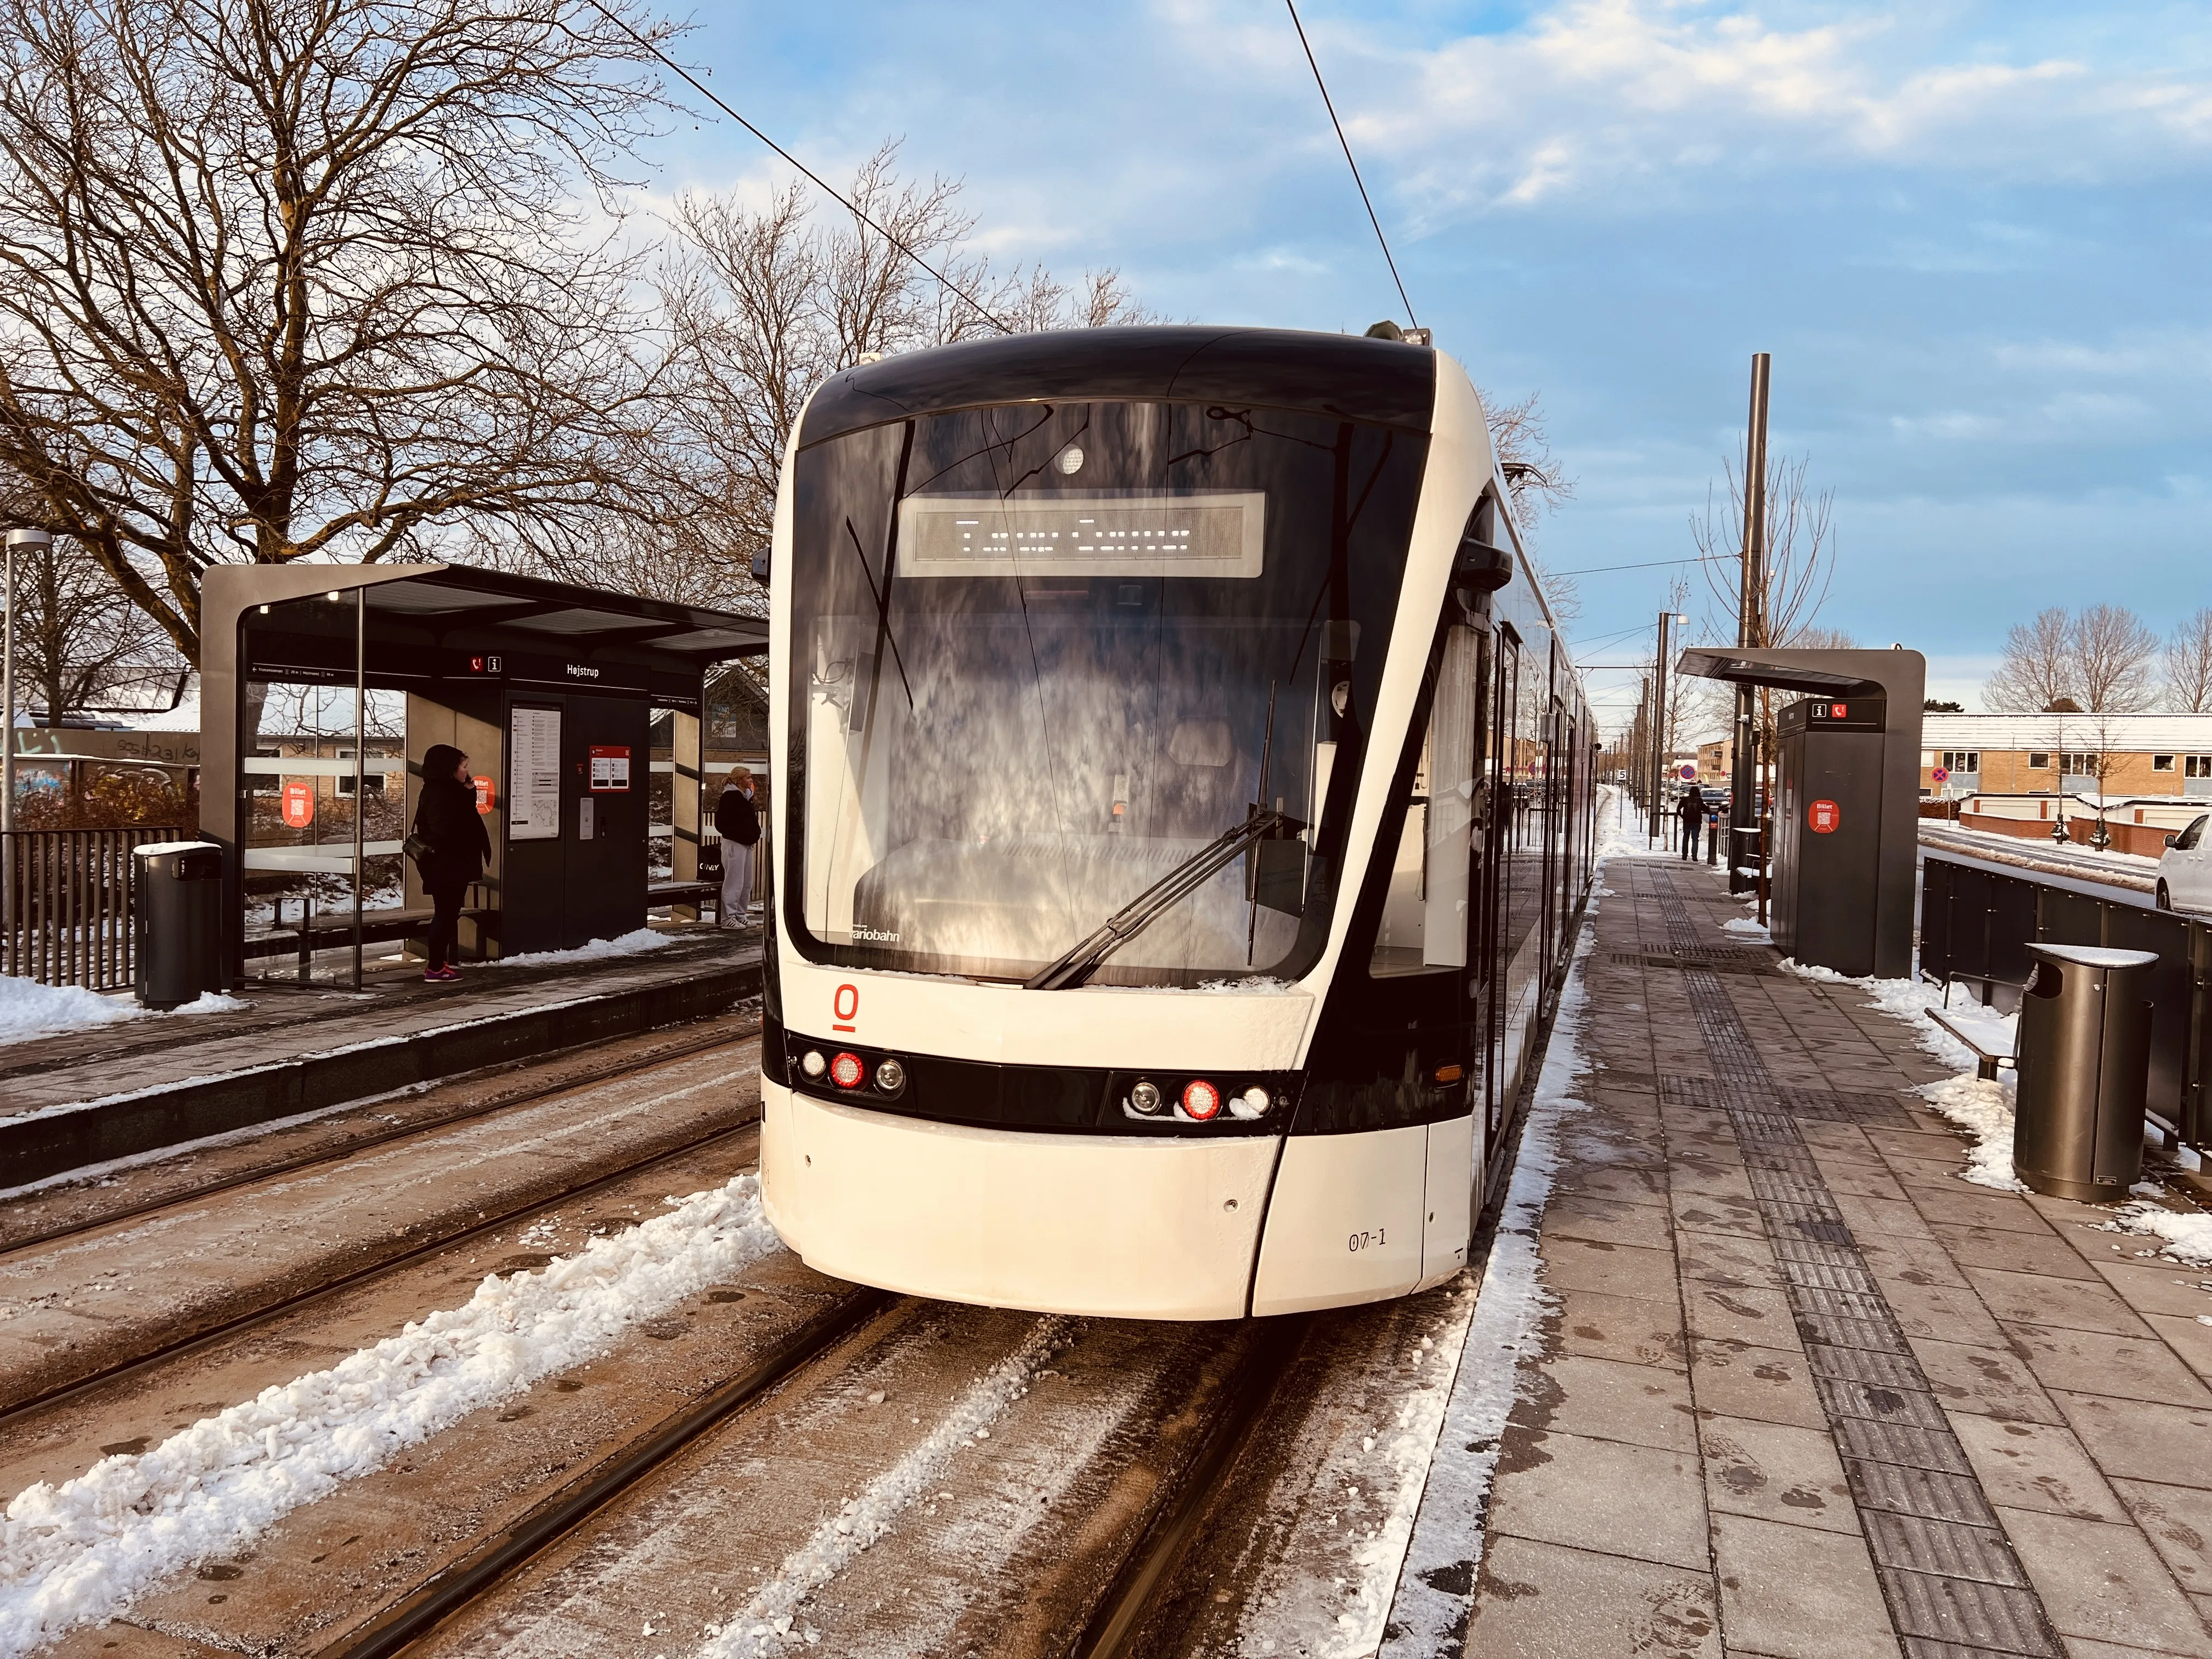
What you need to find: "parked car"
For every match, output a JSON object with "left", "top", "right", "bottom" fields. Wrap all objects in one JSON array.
[{"left": 2157, "top": 814, "right": 2212, "bottom": 911}]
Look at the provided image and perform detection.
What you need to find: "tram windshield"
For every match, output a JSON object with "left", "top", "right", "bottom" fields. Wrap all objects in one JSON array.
[{"left": 786, "top": 398, "right": 1427, "bottom": 986}]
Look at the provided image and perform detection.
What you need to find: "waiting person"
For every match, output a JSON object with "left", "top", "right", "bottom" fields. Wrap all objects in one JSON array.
[
  {"left": 412, "top": 744, "right": 491, "bottom": 981},
  {"left": 1678, "top": 782, "right": 1706, "bottom": 860},
  {"left": 715, "top": 766, "right": 761, "bottom": 928}
]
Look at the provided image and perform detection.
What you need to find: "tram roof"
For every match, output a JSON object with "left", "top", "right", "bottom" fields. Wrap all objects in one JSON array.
[{"left": 798, "top": 326, "right": 1439, "bottom": 449}]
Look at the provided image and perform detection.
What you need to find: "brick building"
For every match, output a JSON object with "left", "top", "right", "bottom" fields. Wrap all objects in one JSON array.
[{"left": 1921, "top": 713, "right": 2212, "bottom": 798}]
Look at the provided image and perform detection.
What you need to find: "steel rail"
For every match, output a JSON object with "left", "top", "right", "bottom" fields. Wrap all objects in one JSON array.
[
  {"left": 0, "top": 1023, "right": 761, "bottom": 1259},
  {"left": 314, "top": 1287, "right": 898, "bottom": 1659},
  {"left": 1069, "top": 1313, "right": 1311, "bottom": 1659},
  {"left": 0, "top": 1112, "right": 764, "bottom": 1430}
]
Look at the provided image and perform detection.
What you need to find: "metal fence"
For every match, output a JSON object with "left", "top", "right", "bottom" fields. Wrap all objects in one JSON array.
[
  {"left": 1, "top": 827, "right": 183, "bottom": 992},
  {"left": 1921, "top": 851, "right": 2209, "bottom": 1147}
]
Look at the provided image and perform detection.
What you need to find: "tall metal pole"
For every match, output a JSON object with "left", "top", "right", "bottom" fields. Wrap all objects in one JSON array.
[
  {"left": 352, "top": 588, "right": 365, "bottom": 991},
  {"left": 1729, "top": 354, "right": 1770, "bottom": 891},
  {"left": 1651, "top": 611, "right": 1673, "bottom": 845},
  {"left": 3, "top": 529, "right": 51, "bottom": 958}
]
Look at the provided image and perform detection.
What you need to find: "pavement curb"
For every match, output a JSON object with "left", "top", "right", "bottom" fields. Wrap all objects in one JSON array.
[{"left": 0, "top": 960, "right": 762, "bottom": 1187}]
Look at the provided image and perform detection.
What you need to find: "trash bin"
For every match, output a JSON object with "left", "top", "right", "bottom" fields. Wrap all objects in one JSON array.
[
  {"left": 2012, "top": 942, "right": 2159, "bottom": 1201},
  {"left": 134, "top": 840, "right": 224, "bottom": 1010}
]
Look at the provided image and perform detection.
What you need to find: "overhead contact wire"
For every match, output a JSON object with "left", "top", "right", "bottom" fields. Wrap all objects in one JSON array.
[
  {"left": 1284, "top": 0, "right": 1417, "bottom": 329},
  {"left": 583, "top": 1, "right": 1015, "bottom": 336}
]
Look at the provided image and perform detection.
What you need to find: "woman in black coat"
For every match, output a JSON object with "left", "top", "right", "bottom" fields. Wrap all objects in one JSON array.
[{"left": 413, "top": 743, "right": 492, "bottom": 980}]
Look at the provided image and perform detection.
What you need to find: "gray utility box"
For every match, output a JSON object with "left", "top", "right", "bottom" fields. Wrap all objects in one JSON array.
[
  {"left": 1771, "top": 695, "right": 1893, "bottom": 978},
  {"left": 134, "top": 840, "right": 225, "bottom": 1009},
  {"left": 2013, "top": 943, "right": 2157, "bottom": 1201}
]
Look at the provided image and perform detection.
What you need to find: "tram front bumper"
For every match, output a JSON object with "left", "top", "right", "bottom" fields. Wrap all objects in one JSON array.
[{"left": 760, "top": 1079, "right": 1278, "bottom": 1321}]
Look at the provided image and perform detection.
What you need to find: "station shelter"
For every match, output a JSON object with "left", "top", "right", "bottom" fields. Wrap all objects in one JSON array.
[{"left": 199, "top": 564, "right": 768, "bottom": 987}]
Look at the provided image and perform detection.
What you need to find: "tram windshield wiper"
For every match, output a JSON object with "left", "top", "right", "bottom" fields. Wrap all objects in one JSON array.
[{"left": 1024, "top": 805, "right": 1306, "bottom": 991}]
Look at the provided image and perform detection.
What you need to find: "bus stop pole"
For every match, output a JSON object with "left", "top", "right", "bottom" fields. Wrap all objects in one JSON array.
[{"left": 352, "top": 588, "right": 365, "bottom": 991}]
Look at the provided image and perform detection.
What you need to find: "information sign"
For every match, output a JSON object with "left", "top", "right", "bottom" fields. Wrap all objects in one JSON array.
[
  {"left": 1809, "top": 798, "right": 1841, "bottom": 834},
  {"left": 472, "top": 774, "right": 495, "bottom": 815},
  {"left": 589, "top": 745, "right": 632, "bottom": 792},
  {"left": 280, "top": 780, "right": 314, "bottom": 828},
  {"left": 508, "top": 707, "right": 562, "bottom": 840}
]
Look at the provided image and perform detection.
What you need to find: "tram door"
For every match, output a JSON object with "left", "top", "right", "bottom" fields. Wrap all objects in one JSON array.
[{"left": 1480, "top": 625, "right": 1519, "bottom": 1161}]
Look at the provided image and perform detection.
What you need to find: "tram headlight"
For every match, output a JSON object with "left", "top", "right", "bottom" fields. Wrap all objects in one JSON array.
[
  {"left": 800, "top": 1049, "right": 827, "bottom": 1079},
  {"left": 874, "top": 1058, "right": 907, "bottom": 1096},
  {"left": 829, "top": 1051, "right": 866, "bottom": 1090},
  {"left": 1231, "top": 1085, "right": 1271, "bottom": 1120},
  {"left": 1181, "top": 1079, "right": 1222, "bottom": 1121},
  {"left": 1129, "top": 1079, "right": 1164, "bottom": 1115}
]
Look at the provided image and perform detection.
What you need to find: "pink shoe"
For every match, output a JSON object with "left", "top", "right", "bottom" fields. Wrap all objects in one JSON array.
[{"left": 422, "top": 966, "right": 460, "bottom": 983}]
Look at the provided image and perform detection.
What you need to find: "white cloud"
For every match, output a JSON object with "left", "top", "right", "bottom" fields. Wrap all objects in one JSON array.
[{"left": 1177, "top": 0, "right": 2212, "bottom": 221}]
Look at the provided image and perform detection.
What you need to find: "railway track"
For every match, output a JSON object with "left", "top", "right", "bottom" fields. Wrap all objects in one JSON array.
[
  {"left": 1, "top": 1017, "right": 762, "bottom": 1258},
  {"left": 315, "top": 1286, "right": 898, "bottom": 1659},
  {"left": 0, "top": 1035, "right": 765, "bottom": 1428},
  {"left": 274, "top": 1299, "right": 1305, "bottom": 1659}
]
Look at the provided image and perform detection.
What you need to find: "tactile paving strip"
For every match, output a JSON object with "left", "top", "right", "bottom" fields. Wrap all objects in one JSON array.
[{"left": 1630, "top": 865, "right": 2065, "bottom": 1658}]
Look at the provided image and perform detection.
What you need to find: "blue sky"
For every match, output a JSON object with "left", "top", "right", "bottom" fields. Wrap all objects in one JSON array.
[{"left": 653, "top": 1, "right": 2211, "bottom": 731}]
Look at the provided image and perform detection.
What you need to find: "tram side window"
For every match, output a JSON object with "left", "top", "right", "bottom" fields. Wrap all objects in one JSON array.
[{"left": 1371, "top": 624, "right": 1481, "bottom": 977}]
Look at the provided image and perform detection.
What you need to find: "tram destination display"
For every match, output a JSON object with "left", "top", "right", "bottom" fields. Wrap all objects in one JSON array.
[{"left": 898, "top": 490, "right": 1265, "bottom": 579}]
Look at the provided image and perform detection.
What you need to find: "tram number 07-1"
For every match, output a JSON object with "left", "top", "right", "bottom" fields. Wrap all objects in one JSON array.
[{"left": 1347, "top": 1227, "right": 1387, "bottom": 1253}]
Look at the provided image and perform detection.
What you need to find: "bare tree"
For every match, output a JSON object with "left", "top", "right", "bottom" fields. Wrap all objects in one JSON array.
[
  {"left": 6, "top": 531, "right": 179, "bottom": 723},
  {"left": 1986, "top": 605, "right": 2158, "bottom": 712},
  {"left": 1482, "top": 388, "right": 1578, "bottom": 623},
  {"left": 1692, "top": 453, "right": 1837, "bottom": 652},
  {"left": 2166, "top": 611, "right": 2212, "bottom": 712},
  {"left": 0, "top": 0, "right": 682, "bottom": 662},
  {"left": 1984, "top": 608, "right": 2075, "bottom": 712},
  {"left": 652, "top": 143, "right": 1152, "bottom": 612},
  {"left": 2071, "top": 604, "right": 2159, "bottom": 712}
]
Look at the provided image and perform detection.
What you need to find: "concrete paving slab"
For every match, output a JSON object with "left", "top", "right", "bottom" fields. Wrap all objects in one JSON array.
[{"left": 1456, "top": 852, "right": 2212, "bottom": 1658}]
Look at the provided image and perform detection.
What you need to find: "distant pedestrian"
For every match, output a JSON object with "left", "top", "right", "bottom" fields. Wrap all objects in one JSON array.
[
  {"left": 411, "top": 744, "right": 490, "bottom": 981},
  {"left": 1678, "top": 783, "right": 1706, "bottom": 860},
  {"left": 715, "top": 766, "right": 761, "bottom": 928}
]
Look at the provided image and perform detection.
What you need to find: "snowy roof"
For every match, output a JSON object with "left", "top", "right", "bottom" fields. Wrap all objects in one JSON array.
[{"left": 1924, "top": 712, "right": 2212, "bottom": 749}]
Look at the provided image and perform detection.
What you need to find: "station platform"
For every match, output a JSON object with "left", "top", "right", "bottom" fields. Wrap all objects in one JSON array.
[
  {"left": 0, "top": 928, "right": 763, "bottom": 1189},
  {"left": 1469, "top": 854, "right": 2212, "bottom": 1658}
]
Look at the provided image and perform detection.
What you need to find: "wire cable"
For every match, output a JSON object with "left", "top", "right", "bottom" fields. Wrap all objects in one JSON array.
[
  {"left": 1284, "top": 0, "right": 1417, "bottom": 329},
  {"left": 1549, "top": 552, "right": 1736, "bottom": 578},
  {"left": 583, "top": 0, "right": 1014, "bottom": 336}
]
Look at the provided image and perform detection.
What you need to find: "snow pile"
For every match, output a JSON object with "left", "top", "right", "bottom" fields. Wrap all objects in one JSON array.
[
  {"left": 1722, "top": 916, "right": 1772, "bottom": 941},
  {"left": 0, "top": 977, "right": 140, "bottom": 1044},
  {"left": 1918, "top": 1071, "right": 2027, "bottom": 1192},
  {"left": 0, "top": 1175, "right": 783, "bottom": 1653},
  {"left": 1381, "top": 883, "right": 1596, "bottom": 1655},
  {"left": 0, "top": 980, "right": 247, "bottom": 1047},
  {"left": 2103, "top": 1201, "right": 2212, "bottom": 1266},
  {"left": 701, "top": 1317, "right": 1071, "bottom": 1657},
  {"left": 488, "top": 927, "right": 674, "bottom": 969}
]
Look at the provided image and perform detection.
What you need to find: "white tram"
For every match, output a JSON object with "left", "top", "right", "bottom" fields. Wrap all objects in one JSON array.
[{"left": 757, "top": 326, "right": 1595, "bottom": 1320}]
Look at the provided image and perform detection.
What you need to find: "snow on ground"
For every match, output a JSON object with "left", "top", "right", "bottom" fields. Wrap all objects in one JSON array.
[
  {"left": 1777, "top": 958, "right": 2033, "bottom": 1192},
  {"left": 1379, "top": 842, "right": 1600, "bottom": 1656},
  {"left": 698, "top": 1317, "right": 1072, "bottom": 1657},
  {"left": 0, "top": 1176, "right": 783, "bottom": 1655},
  {"left": 486, "top": 927, "right": 675, "bottom": 969},
  {"left": 0, "top": 980, "right": 245, "bottom": 1047},
  {"left": 1932, "top": 821, "right": 2165, "bottom": 872},
  {"left": 1722, "top": 916, "right": 1772, "bottom": 941}
]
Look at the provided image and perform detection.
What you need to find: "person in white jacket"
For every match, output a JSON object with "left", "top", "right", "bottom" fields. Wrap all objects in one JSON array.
[{"left": 715, "top": 768, "right": 760, "bottom": 927}]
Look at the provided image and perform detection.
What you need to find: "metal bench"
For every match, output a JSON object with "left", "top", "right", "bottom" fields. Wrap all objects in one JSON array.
[{"left": 1926, "top": 1007, "right": 2015, "bottom": 1083}]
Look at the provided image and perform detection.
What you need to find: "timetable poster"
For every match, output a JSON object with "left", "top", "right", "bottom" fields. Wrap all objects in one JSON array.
[{"left": 508, "top": 706, "right": 562, "bottom": 840}]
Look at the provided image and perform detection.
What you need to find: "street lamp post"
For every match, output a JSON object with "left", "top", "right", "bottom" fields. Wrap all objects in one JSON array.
[{"left": 1650, "top": 610, "right": 1690, "bottom": 847}]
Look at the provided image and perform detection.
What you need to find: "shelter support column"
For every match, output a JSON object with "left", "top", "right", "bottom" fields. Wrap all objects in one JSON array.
[{"left": 672, "top": 708, "right": 703, "bottom": 921}]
